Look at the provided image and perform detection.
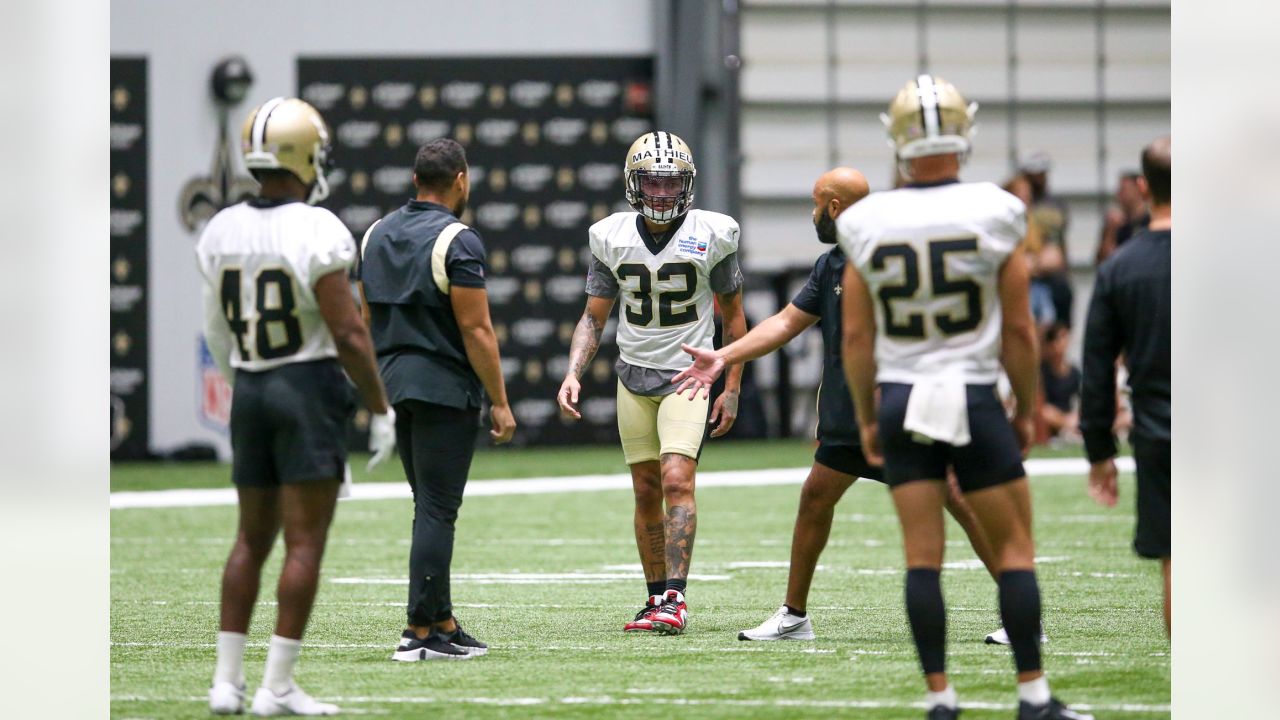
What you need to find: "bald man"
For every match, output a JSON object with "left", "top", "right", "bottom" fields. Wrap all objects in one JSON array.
[{"left": 675, "top": 168, "right": 1007, "bottom": 642}]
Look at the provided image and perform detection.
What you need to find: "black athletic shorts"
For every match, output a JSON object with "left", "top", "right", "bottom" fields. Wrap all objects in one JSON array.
[
  {"left": 814, "top": 443, "right": 885, "bottom": 483},
  {"left": 877, "top": 382, "right": 1025, "bottom": 492},
  {"left": 1131, "top": 436, "right": 1171, "bottom": 559},
  {"left": 230, "top": 358, "right": 355, "bottom": 487}
]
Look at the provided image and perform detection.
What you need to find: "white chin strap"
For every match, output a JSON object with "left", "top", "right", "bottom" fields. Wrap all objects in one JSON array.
[{"left": 307, "top": 171, "right": 330, "bottom": 205}]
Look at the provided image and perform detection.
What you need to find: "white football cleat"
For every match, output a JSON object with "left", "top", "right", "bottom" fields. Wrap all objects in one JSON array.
[
  {"left": 250, "top": 682, "right": 339, "bottom": 716},
  {"left": 738, "top": 605, "right": 816, "bottom": 641},
  {"left": 209, "top": 680, "right": 245, "bottom": 715},
  {"left": 984, "top": 626, "right": 1048, "bottom": 645}
]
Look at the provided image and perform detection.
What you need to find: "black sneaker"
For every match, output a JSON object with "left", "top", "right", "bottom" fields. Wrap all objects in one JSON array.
[
  {"left": 443, "top": 619, "right": 488, "bottom": 656},
  {"left": 927, "top": 706, "right": 960, "bottom": 719},
  {"left": 1017, "top": 697, "right": 1094, "bottom": 720},
  {"left": 391, "top": 629, "right": 472, "bottom": 662}
]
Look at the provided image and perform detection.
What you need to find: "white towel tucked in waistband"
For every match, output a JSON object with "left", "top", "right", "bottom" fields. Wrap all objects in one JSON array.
[
  {"left": 903, "top": 373, "right": 971, "bottom": 446},
  {"left": 338, "top": 462, "right": 353, "bottom": 499}
]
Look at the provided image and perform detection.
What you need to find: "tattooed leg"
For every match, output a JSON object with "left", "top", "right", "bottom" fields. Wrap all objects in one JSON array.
[
  {"left": 630, "top": 461, "right": 666, "bottom": 583},
  {"left": 660, "top": 453, "right": 698, "bottom": 581}
]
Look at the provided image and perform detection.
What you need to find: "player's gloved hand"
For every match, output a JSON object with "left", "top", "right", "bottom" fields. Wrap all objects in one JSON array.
[
  {"left": 557, "top": 375, "right": 583, "bottom": 420},
  {"left": 367, "top": 408, "right": 397, "bottom": 471},
  {"left": 673, "top": 343, "right": 725, "bottom": 400}
]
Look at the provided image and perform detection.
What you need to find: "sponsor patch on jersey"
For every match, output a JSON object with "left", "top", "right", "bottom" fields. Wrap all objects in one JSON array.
[{"left": 675, "top": 236, "right": 708, "bottom": 258}]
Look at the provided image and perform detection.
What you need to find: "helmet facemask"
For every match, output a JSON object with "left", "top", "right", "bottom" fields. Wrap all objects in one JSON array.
[{"left": 626, "top": 166, "right": 695, "bottom": 223}]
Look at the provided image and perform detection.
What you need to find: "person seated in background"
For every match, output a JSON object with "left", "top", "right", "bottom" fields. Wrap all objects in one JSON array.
[
  {"left": 1019, "top": 153, "right": 1074, "bottom": 327},
  {"left": 1096, "top": 171, "right": 1149, "bottom": 265},
  {"left": 1039, "top": 323, "right": 1081, "bottom": 441}
]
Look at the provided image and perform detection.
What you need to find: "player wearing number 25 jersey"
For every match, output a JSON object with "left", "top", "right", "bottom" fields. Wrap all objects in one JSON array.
[
  {"left": 196, "top": 97, "right": 393, "bottom": 717},
  {"left": 557, "top": 131, "right": 747, "bottom": 636}
]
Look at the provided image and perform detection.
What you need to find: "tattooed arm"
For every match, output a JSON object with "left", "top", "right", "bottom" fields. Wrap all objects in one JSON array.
[
  {"left": 709, "top": 289, "right": 747, "bottom": 437},
  {"left": 557, "top": 295, "right": 615, "bottom": 420}
]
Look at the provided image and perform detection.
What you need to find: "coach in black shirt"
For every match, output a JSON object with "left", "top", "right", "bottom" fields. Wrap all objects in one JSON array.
[
  {"left": 358, "top": 138, "right": 516, "bottom": 660},
  {"left": 1080, "top": 135, "right": 1171, "bottom": 636}
]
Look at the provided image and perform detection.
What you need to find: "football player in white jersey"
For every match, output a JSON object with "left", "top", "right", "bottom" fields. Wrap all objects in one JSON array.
[
  {"left": 196, "top": 97, "right": 396, "bottom": 717},
  {"left": 556, "top": 131, "right": 747, "bottom": 635},
  {"left": 837, "top": 77, "right": 1092, "bottom": 720}
]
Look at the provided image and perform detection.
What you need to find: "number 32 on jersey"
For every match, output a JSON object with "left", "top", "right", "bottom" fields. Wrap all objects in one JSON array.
[{"left": 616, "top": 261, "right": 698, "bottom": 328}]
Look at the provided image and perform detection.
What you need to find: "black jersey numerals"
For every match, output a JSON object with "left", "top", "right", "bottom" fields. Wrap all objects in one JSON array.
[
  {"left": 219, "top": 267, "right": 303, "bottom": 361},
  {"left": 616, "top": 262, "right": 700, "bottom": 328},
  {"left": 871, "top": 237, "right": 982, "bottom": 339}
]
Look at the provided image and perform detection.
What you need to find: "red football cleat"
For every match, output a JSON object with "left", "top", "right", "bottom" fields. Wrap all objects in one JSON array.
[
  {"left": 650, "top": 590, "right": 688, "bottom": 635},
  {"left": 623, "top": 594, "right": 663, "bottom": 632}
]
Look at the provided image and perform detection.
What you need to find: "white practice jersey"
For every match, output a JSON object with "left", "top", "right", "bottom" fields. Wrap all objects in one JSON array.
[
  {"left": 835, "top": 181, "right": 1025, "bottom": 385},
  {"left": 195, "top": 201, "right": 357, "bottom": 375},
  {"left": 588, "top": 209, "right": 741, "bottom": 371}
]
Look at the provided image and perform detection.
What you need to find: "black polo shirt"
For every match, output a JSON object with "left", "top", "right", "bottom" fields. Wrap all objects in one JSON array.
[
  {"left": 358, "top": 200, "right": 487, "bottom": 410},
  {"left": 791, "top": 246, "right": 859, "bottom": 446},
  {"left": 1080, "top": 228, "right": 1171, "bottom": 461}
]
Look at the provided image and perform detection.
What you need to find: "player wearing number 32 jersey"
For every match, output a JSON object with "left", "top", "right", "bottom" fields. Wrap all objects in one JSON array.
[{"left": 557, "top": 131, "right": 747, "bottom": 637}]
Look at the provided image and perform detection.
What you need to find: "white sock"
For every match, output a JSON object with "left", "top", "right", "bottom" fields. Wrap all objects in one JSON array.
[
  {"left": 925, "top": 685, "right": 958, "bottom": 710},
  {"left": 213, "top": 631, "right": 246, "bottom": 686},
  {"left": 262, "top": 635, "right": 302, "bottom": 695},
  {"left": 1017, "top": 676, "right": 1051, "bottom": 706}
]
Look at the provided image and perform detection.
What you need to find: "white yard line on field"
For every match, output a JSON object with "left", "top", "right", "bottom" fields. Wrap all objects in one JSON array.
[{"left": 111, "top": 457, "right": 1134, "bottom": 510}]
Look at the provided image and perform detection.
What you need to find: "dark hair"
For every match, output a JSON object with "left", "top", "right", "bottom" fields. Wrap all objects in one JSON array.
[
  {"left": 1043, "top": 321, "right": 1070, "bottom": 345},
  {"left": 1140, "top": 137, "right": 1171, "bottom": 205},
  {"left": 413, "top": 138, "right": 467, "bottom": 193}
]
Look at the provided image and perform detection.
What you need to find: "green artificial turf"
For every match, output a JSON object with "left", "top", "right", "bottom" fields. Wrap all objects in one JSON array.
[{"left": 111, "top": 442, "right": 1167, "bottom": 719}]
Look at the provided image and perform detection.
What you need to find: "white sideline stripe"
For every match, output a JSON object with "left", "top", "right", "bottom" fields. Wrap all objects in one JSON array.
[
  {"left": 108, "top": 694, "right": 1170, "bottom": 713},
  {"left": 110, "top": 457, "right": 1134, "bottom": 509},
  {"left": 330, "top": 572, "right": 731, "bottom": 585}
]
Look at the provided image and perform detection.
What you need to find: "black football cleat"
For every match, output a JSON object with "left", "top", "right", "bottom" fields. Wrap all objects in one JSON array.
[{"left": 1017, "top": 697, "right": 1094, "bottom": 720}]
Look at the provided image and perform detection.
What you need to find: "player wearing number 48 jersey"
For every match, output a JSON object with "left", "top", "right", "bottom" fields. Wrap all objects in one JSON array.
[
  {"left": 557, "top": 131, "right": 748, "bottom": 635},
  {"left": 837, "top": 75, "right": 1092, "bottom": 720},
  {"left": 196, "top": 97, "right": 395, "bottom": 717}
]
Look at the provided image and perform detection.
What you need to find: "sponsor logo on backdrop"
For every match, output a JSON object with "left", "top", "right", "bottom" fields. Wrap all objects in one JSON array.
[
  {"left": 454, "top": 122, "right": 474, "bottom": 145},
  {"left": 373, "top": 81, "right": 415, "bottom": 110},
  {"left": 521, "top": 121, "right": 540, "bottom": 145},
  {"left": 111, "top": 285, "right": 144, "bottom": 313},
  {"left": 578, "top": 80, "right": 621, "bottom": 108},
  {"left": 547, "top": 356, "right": 570, "bottom": 379},
  {"left": 112, "top": 257, "right": 132, "bottom": 282},
  {"left": 590, "top": 120, "right": 609, "bottom": 144},
  {"left": 477, "top": 118, "right": 519, "bottom": 146},
  {"left": 111, "top": 86, "right": 130, "bottom": 112},
  {"left": 512, "top": 245, "right": 554, "bottom": 274},
  {"left": 579, "top": 162, "right": 617, "bottom": 192},
  {"left": 198, "top": 337, "right": 231, "bottom": 432},
  {"left": 468, "top": 165, "right": 486, "bottom": 186},
  {"left": 555, "top": 83, "right": 575, "bottom": 107},
  {"left": 111, "top": 209, "right": 143, "bottom": 237},
  {"left": 476, "top": 202, "right": 519, "bottom": 231},
  {"left": 442, "top": 81, "right": 485, "bottom": 109},
  {"left": 110, "top": 395, "right": 131, "bottom": 450},
  {"left": 338, "top": 120, "right": 381, "bottom": 148},
  {"left": 523, "top": 204, "right": 542, "bottom": 230},
  {"left": 493, "top": 322, "right": 508, "bottom": 344},
  {"left": 557, "top": 247, "right": 578, "bottom": 272},
  {"left": 112, "top": 172, "right": 131, "bottom": 198},
  {"left": 500, "top": 356, "right": 521, "bottom": 380},
  {"left": 110, "top": 123, "right": 143, "bottom": 151},
  {"left": 523, "top": 279, "right": 543, "bottom": 303},
  {"left": 347, "top": 170, "right": 368, "bottom": 195},
  {"left": 349, "top": 85, "right": 368, "bottom": 109},
  {"left": 418, "top": 85, "right": 438, "bottom": 109},
  {"left": 111, "top": 367, "right": 145, "bottom": 395},
  {"left": 408, "top": 119, "right": 451, "bottom": 146},
  {"left": 302, "top": 82, "right": 344, "bottom": 110},
  {"left": 488, "top": 249, "right": 509, "bottom": 273},
  {"left": 485, "top": 276, "right": 521, "bottom": 305},
  {"left": 545, "top": 201, "right": 589, "bottom": 229},
  {"left": 523, "top": 359, "right": 544, "bottom": 383},
  {"left": 583, "top": 397, "right": 617, "bottom": 425},
  {"left": 545, "top": 117, "right": 588, "bottom": 146},
  {"left": 384, "top": 123, "right": 404, "bottom": 147},
  {"left": 511, "top": 80, "right": 552, "bottom": 108},
  {"left": 488, "top": 167, "right": 508, "bottom": 193},
  {"left": 558, "top": 321, "right": 575, "bottom": 344},
  {"left": 591, "top": 202, "right": 611, "bottom": 222},
  {"left": 591, "top": 356, "right": 613, "bottom": 381},
  {"left": 546, "top": 275, "right": 584, "bottom": 304},
  {"left": 514, "top": 398, "right": 558, "bottom": 426},
  {"left": 488, "top": 84, "right": 507, "bottom": 108},
  {"left": 373, "top": 166, "right": 413, "bottom": 194},
  {"left": 612, "top": 117, "right": 651, "bottom": 144},
  {"left": 511, "top": 164, "right": 554, "bottom": 192},
  {"left": 556, "top": 166, "right": 576, "bottom": 191},
  {"left": 339, "top": 205, "right": 383, "bottom": 232}
]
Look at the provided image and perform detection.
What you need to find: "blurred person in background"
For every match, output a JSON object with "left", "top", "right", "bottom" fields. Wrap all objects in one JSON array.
[
  {"left": 557, "top": 131, "right": 747, "bottom": 636},
  {"left": 199, "top": 97, "right": 395, "bottom": 716},
  {"left": 838, "top": 75, "right": 1093, "bottom": 720},
  {"left": 1039, "top": 323, "right": 1081, "bottom": 442},
  {"left": 1096, "top": 171, "right": 1150, "bottom": 264},
  {"left": 674, "top": 167, "right": 1020, "bottom": 647},
  {"left": 1080, "top": 136, "right": 1171, "bottom": 636},
  {"left": 359, "top": 138, "right": 516, "bottom": 662},
  {"left": 1021, "top": 152, "right": 1074, "bottom": 327}
]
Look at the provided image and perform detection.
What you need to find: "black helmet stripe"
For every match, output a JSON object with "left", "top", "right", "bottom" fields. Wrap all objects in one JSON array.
[{"left": 251, "top": 97, "right": 287, "bottom": 153}]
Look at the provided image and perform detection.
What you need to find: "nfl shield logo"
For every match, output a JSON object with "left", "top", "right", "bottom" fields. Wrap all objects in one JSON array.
[{"left": 198, "top": 336, "right": 232, "bottom": 433}]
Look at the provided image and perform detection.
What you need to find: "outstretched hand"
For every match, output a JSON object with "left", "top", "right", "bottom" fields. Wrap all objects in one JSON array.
[{"left": 672, "top": 343, "right": 725, "bottom": 400}]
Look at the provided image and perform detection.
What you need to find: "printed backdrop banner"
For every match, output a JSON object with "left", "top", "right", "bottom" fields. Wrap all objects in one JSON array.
[
  {"left": 111, "top": 57, "right": 150, "bottom": 459},
  {"left": 298, "top": 56, "right": 654, "bottom": 447}
]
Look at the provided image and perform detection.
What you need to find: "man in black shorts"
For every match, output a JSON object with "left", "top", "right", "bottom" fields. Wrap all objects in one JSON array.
[
  {"left": 675, "top": 167, "right": 1010, "bottom": 644},
  {"left": 1081, "top": 136, "right": 1171, "bottom": 636}
]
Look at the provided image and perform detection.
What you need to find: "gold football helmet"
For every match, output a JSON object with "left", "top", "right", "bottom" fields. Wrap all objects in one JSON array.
[
  {"left": 624, "top": 131, "right": 696, "bottom": 223},
  {"left": 240, "top": 97, "right": 333, "bottom": 204},
  {"left": 881, "top": 74, "right": 977, "bottom": 164}
]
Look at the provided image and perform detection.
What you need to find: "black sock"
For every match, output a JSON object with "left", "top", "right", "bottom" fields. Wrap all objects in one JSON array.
[
  {"left": 998, "top": 570, "right": 1043, "bottom": 674},
  {"left": 647, "top": 580, "right": 667, "bottom": 598},
  {"left": 784, "top": 604, "right": 807, "bottom": 618},
  {"left": 665, "top": 578, "right": 687, "bottom": 595},
  {"left": 905, "top": 568, "right": 946, "bottom": 675}
]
